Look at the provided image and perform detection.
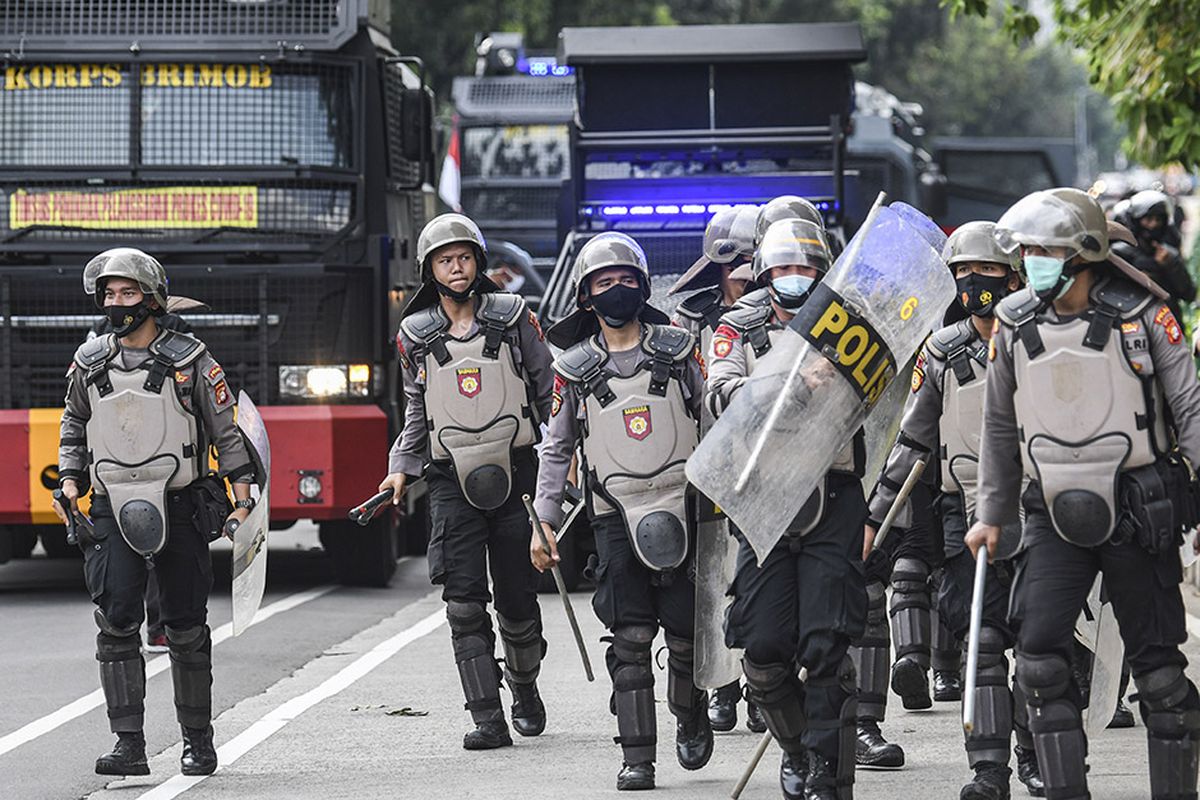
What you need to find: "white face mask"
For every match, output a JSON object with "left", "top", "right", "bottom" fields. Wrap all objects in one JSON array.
[
  {"left": 1024, "top": 254, "right": 1073, "bottom": 298},
  {"left": 770, "top": 274, "right": 815, "bottom": 309}
]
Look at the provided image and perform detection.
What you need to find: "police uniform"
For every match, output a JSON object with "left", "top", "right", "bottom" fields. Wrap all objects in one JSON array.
[
  {"left": 59, "top": 249, "right": 254, "bottom": 778},
  {"left": 534, "top": 231, "right": 712, "bottom": 790},
  {"left": 869, "top": 318, "right": 1042, "bottom": 795},
  {"left": 389, "top": 284, "right": 553, "bottom": 746},
  {"left": 980, "top": 266, "right": 1200, "bottom": 800},
  {"left": 707, "top": 294, "right": 866, "bottom": 800}
]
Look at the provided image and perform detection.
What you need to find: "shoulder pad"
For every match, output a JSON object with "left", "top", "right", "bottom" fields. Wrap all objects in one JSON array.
[
  {"left": 720, "top": 299, "right": 772, "bottom": 333},
  {"left": 148, "top": 329, "right": 206, "bottom": 368},
  {"left": 553, "top": 337, "right": 607, "bottom": 383},
  {"left": 642, "top": 323, "right": 694, "bottom": 361},
  {"left": 477, "top": 291, "right": 526, "bottom": 327},
  {"left": 995, "top": 287, "right": 1042, "bottom": 329},
  {"left": 1091, "top": 275, "right": 1154, "bottom": 319},
  {"left": 734, "top": 287, "right": 772, "bottom": 310},
  {"left": 925, "top": 319, "right": 975, "bottom": 361},
  {"left": 73, "top": 333, "right": 118, "bottom": 370},
  {"left": 676, "top": 287, "right": 722, "bottom": 321},
  {"left": 399, "top": 306, "right": 448, "bottom": 344}
]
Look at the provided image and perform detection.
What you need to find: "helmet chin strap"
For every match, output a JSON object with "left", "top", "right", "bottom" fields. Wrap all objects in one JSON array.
[{"left": 435, "top": 276, "right": 479, "bottom": 303}]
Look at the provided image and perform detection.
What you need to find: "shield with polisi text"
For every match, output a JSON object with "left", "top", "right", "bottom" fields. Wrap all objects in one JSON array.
[
  {"left": 686, "top": 197, "right": 956, "bottom": 563},
  {"left": 232, "top": 390, "right": 270, "bottom": 637}
]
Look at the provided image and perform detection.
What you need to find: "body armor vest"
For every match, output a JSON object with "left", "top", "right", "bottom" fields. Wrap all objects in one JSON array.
[
  {"left": 78, "top": 330, "right": 206, "bottom": 556},
  {"left": 556, "top": 324, "right": 698, "bottom": 571},
  {"left": 402, "top": 293, "right": 538, "bottom": 511},
  {"left": 720, "top": 299, "right": 859, "bottom": 536},
  {"left": 929, "top": 320, "right": 989, "bottom": 520},
  {"left": 998, "top": 281, "right": 1169, "bottom": 546}
]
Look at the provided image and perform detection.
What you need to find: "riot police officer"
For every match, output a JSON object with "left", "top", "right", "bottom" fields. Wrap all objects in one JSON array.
[
  {"left": 669, "top": 204, "right": 760, "bottom": 734},
  {"left": 54, "top": 248, "right": 256, "bottom": 777},
  {"left": 866, "top": 222, "right": 1043, "bottom": 798},
  {"left": 1111, "top": 190, "right": 1195, "bottom": 322},
  {"left": 532, "top": 232, "right": 713, "bottom": 791},
  {"left": 707, "top": 218, "right": 864, "bottom": 800},
  {"left": 970, "top": 187, "right": 1200, "bottom": 800},
  {"left": 377, "top": 213, "right": 552, "bottom": 750}
]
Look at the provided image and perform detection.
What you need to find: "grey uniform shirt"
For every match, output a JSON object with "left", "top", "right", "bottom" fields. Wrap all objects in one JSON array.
[
  {"left": 58, "top": 339, "right": 253, "bottom": 487},
  {"left": 705, "top": 315, "right": 777, "bottom": 418},
  {"left": 387, "top": 299, "right": 554, "bottom": 477},
  {"left": 532, "top": 326, "right": 706, "bottom": 528},
  {"left": 977, "top": 295, "right": 1200, "bottom": 528},
  {"left": 865, "top": 336, "right": 950, "bottom": 526}
]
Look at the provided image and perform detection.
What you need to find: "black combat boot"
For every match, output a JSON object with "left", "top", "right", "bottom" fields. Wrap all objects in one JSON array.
[
  {"left": 617, "top": 761, "right": 655, "bottom": 791},
  {"left": 510, "top": 681, "right": 546, "bottom": 737},
  {"left": 1014, "top": 744, "right": 1045, "bottom": 797},
  {"left": 709, "top": 682, "right": 739, "bottom": 732},
  {"left": 855, "top": 719, "right": 904, "bottom": 768},
  {"left": 1107, "top": 699, "right": 1135, "bottom": 729},
  {"left": 891, "top": 656, "right": 933, "bottom": 711},
  {"left": 675, "top": 705, "right": 714, "bottom": 770},
  {"left": 781, "top": 749, "right": 808, "bottom": 800},
  {"left": 934, "top": 669, "right": 963, "bottom": 702},
  {"left": 747, "top": 701, "right": 768, "bottom": 733},
  {"left": 463, "top": 719, "right": 512, "bottom": 750},
  {"left": 180, "top": 725, "right": 217, "bottom": 776},
  {"left": 95, "top": 731, "right": 150, "bottom": 776},
  {"left": 802, "top": 752, "right": 842, "bottom": 800},
  {"left": 960, "top": 762, "right": 1011, "bottom": 800}
]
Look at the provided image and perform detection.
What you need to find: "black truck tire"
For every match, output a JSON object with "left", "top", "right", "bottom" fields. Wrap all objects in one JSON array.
[{"left": 319, "top": 518, "right": 397, "bottom": 587}]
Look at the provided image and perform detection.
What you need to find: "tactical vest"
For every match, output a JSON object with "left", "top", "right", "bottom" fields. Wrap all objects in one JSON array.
[
  {"left": 556, "top": 324, "right": 698, "bottom": 571},
  {"left": 998, "top": 280, "right": 1170, "bottom": 546},
  {"left": 78, "top": 330, "right": 206, "bottom": 556},
  {"left": 928, "top": 320, "right": 989, "bottom": 515},
  {"left": 402, "top": 292, "right": 539, "bottom": 511},
  {"left": 719, "top": 299, "right": 859, "bottom": 536}
]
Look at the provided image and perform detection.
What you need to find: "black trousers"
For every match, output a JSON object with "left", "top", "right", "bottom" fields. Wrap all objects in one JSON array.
[
  {"left": 1013, "top": 488, "right": 1189, "bottom": 683},
  {"left": 82, "top": 490, "right": 213, "bottom": 633},
  {"left": 938, "top": 492, "right": 1015, "bottom": 642},
  {"left": 588, "top": 512, "right": 695, "bottom": 639},
  {"left": 883, "top": 478, "right": 944, "bottom": 569},
  {"left": 727, "top": 473, "right": 867, "bottom": 760},
  {"left": 425, "top": 447, "right": 541, "bottom": 622}
]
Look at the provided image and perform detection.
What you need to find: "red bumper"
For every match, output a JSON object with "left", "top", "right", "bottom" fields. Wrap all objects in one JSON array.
[{"left": 0, "top": 405, "right": 389, "bottom": 525}]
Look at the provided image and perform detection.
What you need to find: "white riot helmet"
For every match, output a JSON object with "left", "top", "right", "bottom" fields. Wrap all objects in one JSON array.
[
  {"left": 416, "top": 213, "right": 488, "bottom": 278},
  {"left": 83, "top": 248, "right": 169, "bottom": 311},
  {"left": 994, "top": 187, "right": 1109, "bottom": 263},
  {"left": 573, "top": 232, "right": 651, "bottom": 305}
]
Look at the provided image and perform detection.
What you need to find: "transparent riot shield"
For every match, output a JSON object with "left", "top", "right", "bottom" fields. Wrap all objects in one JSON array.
[
  {"left": 232, "top": 390, "right": 270, "bottom": 637},
  {"left": 686, "top": 198, "right": 956, "bottom": 562}
]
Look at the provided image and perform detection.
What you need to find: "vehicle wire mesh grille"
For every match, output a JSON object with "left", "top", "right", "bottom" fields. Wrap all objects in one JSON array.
[
  {"left": 0, "top": 1, "right": 351, "bottom": 48},
  {"left": 453, "top": 75, "right": 575, "bottom": 117},
  {"left": 381, "top": 60, "right": 426, "bottom": 189},
  {"left": 0, "top": 267, "right": 377, "bottom": 409},
  {"left": 462, "top": 185, "right": 559, "bottom": 225},
  {"left": 0, "top": 62, "right": 356, "bottom": 169}
]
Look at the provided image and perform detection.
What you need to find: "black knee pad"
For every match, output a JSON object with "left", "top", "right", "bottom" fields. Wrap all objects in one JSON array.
[
  {"left": 663, "top": 633, "right": 703, "bottom": 717},
  {"left": 94, "top": 608, "right": 140, "bottom": 638},
  {"left": 1017, "top": 652, "right": 1071, "bottom": 706},
  {"left": 974, "top": 626, "right": 1009, "bottom": 677},
  {"left": 166, "top": 625, "right": 212, "bottom": 729},
  {"left": 496, "top": 613, "right": 545, "bottom": 684},
  {"left": 96, "top": 630, "right": 145, "bottom": 732},
  {"left": 446, "top": 600, "right": 490, "bottom": 637},
  {"left": 612, "top": 625, "right": 656, "bottom": 666},
  {"left": 1136, "top": 665, "right": 1196, "bottom": 715},
  {"left": 742, "top": 657, "right": 807, "bottom": 750}
]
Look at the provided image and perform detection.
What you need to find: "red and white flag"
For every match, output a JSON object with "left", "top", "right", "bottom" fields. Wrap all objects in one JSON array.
[{"left": 438, "top": 123, "right": 462, "bottom": 212}]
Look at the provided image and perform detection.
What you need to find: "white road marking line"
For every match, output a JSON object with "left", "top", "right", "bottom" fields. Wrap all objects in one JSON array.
[
  {"left": 0, "top": 585, "right": 335, "bottom": 757},
  {"left": 133, "top": 607, "right": 446, "bottom": 800}
]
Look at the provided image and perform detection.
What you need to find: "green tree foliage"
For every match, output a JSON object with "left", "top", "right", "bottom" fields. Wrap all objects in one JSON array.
[{"left": 947, "top": 0, "right": 1200, "bottom": 167}]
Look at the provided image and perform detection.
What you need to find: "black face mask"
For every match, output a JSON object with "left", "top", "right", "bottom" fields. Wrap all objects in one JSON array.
[
  {"left": 955, "top": 273, "right": 1009, "bottom": 316},
  {"left": 589, "top": 283, "right": 645, "bottom": 327},
  {"left": 1138, "top": 219, "right": 1167, "bottom": 244},
  {"left": 435, "top": 275, "right": 480, "bottom": 303},
  {"left": 105, "top": 301, "right": 154, "bottom": 336}
]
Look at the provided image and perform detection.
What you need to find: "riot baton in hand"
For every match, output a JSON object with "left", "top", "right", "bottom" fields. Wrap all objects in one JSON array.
[
  {"left": 872, "top": 458, "right": 927, "bottom": 551},
  {"left": 522, "top": 494, "right": 594, "bottom": 682},
  {"left": 348, "top": 488, "right": 395, "bottom": 526},
  {"left": 53, "top": 489, "right": 78, "bottom": 546},
  {"left": 962, "top": 546, "right": 990, "bottom": 733}
]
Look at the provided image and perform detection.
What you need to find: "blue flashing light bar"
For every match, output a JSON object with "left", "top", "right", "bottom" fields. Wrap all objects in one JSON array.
[
  {"left": 584, "top": 200, "right": 838, "bottom": 221},
  {"left": 516, "top": 57, "right": 574, "bottom": 77}
]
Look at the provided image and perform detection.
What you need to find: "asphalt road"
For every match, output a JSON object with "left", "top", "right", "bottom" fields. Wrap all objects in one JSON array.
[{"left": 2, "top": 528, "right": 1196, "bottom": 800}]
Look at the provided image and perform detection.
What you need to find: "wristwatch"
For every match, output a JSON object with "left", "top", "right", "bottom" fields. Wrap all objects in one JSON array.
[{"left": 234, "top": 498, "right": 256, "bottom": 511}]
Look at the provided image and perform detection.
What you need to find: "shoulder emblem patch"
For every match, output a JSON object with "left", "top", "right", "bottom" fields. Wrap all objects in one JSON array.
[
  {"left": 212, "top": 379, "right": 231, "bottom": 407},
  {"left": 206, "top": 362, "right": 224, "bottom": 384},
  {"left": 692, "top": 345, "right": 707, "bottom": 379},
  {"left": 1155, "top": 305, "right": 1183, "bottom": 345},
  {"left": 527, "top": 309, "right": 545, "bottom": 341},
  {"left": 910, "top": 365, "right": 925, "bottom": 393},
  {"left": 551, "top": 373, "right": 565, "bottom": 417},
  {"left": 396, "top": 333, "right": 410, "bottom": 370}
]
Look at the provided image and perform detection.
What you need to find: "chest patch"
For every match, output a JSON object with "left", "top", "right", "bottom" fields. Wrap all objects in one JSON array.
[
  {"left": 456, "top": 367, "right": 482, "bottom": 398},
  {"left": 623, "top": 405, "right": 652, "bottom": 440}
]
